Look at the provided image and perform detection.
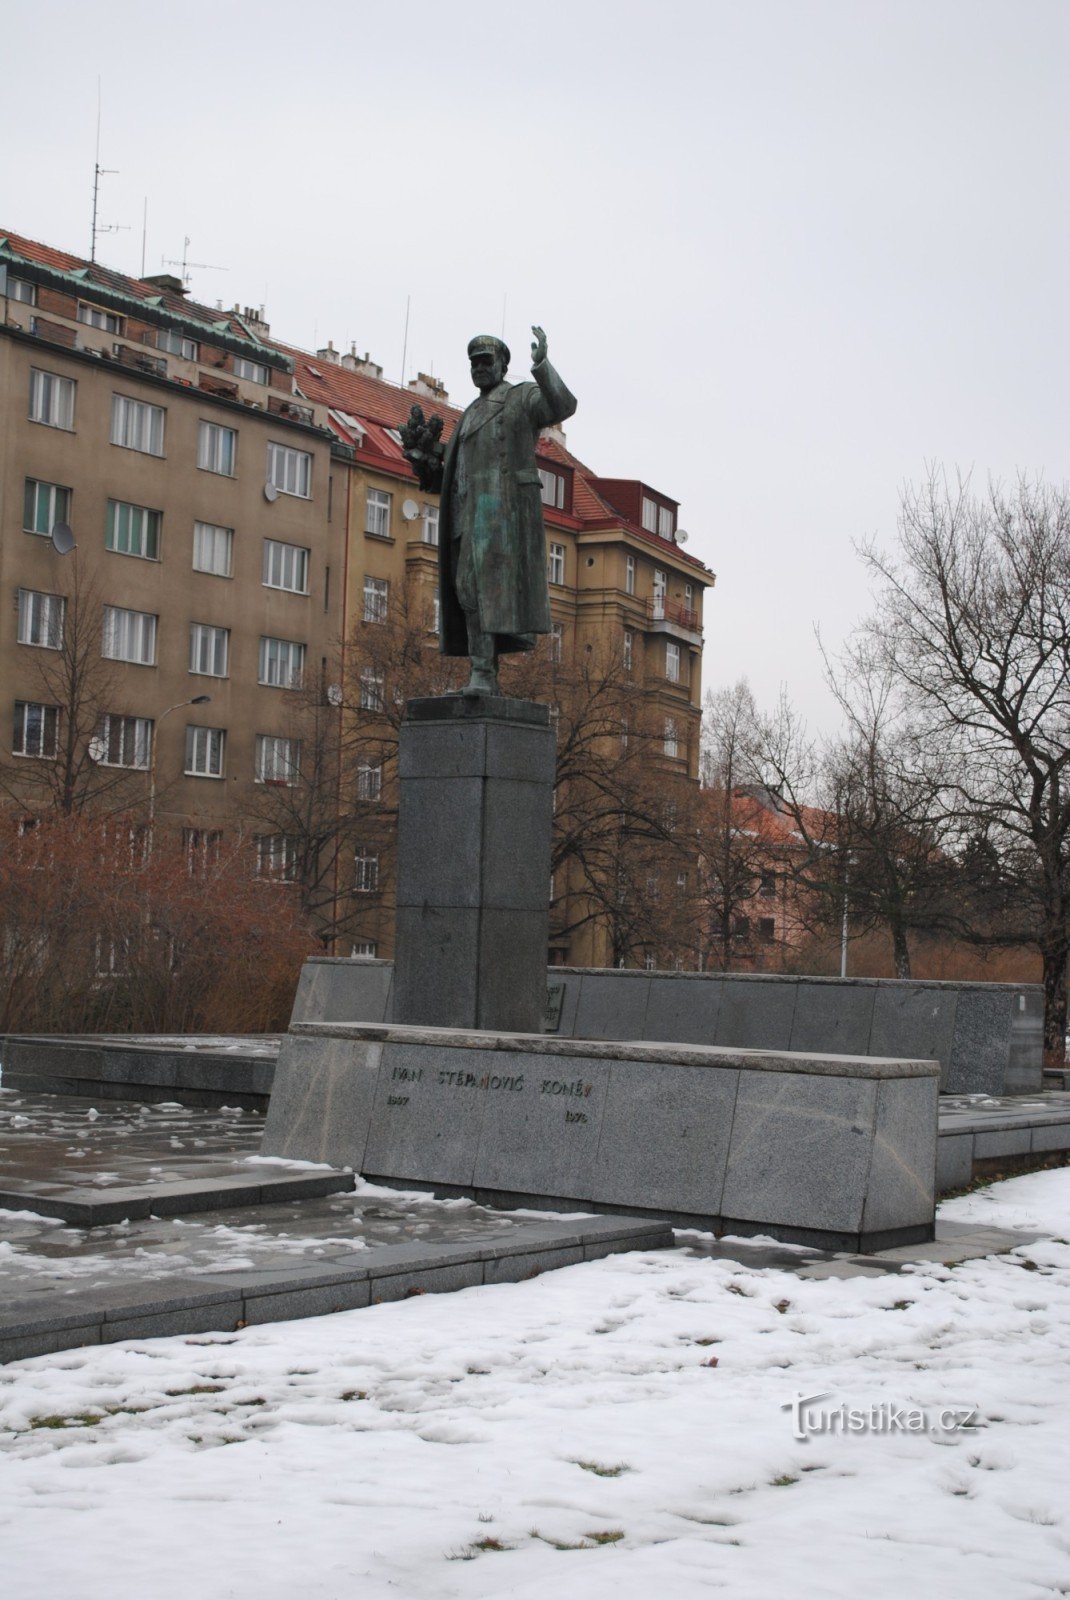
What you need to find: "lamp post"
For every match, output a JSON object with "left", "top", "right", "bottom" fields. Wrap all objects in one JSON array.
[{"left": 149, "top": 694, "right": 210, "bottom": 846}]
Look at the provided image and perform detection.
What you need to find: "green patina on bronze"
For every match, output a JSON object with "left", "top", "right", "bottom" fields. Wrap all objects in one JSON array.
[{"left": 400, "top": 326, "right": 577, "bottom": 694}]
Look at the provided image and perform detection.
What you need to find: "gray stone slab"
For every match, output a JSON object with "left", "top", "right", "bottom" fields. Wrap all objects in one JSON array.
[
  {"left": 861, "top": 1077, "right": 938, "bottom": 1235},
  {"left": 476, "top": 909, "right": 550, "bottom": 1032},
  {"left": 937, "top": 1134, "right": 975, "bottom": 1193},
  {"left": 363, "top": 1043, "right": 491, "bottom": 1186},
  {"left": 974, "top": 1127, "right": 1033, "bottom": 1158},
  {"left": 1, "top": 1326, "right": 103, "bottom": 1364},
  {"left": 947, "top": 988, "right": 1012, "bottom": 1095},
  {"left": 583, "top": 1225, "right": 674, "bottom": 1259},
  {"left": 103, "top": 1302, "right": 244, "bottom": 1343},
  {"left": 319, "top": 961, "right": 393, "bottom": 1025},
  {"left": 716, "top": 978, "right": 798, "bottom": 1051},
  {"left": 721, "top": 1071, "right": 878, "bottom": 1234},
  {"left": 789, "top": 982, "right": 877, "bottom": 1055},
  {"left": 484, "top": 1245, "right": 584, "bottom": 1285},
  {"left": 396, "top": 777, "right": 486, "bottom": 908},
  {"left": 572, "top": 974, "right": 650, "bottom": 1040},
  {"left": 475, "top": 1053, "right": 611, "bottom": 1202},
  {"left": 644, "top": 976, "right": 723, "bottom": 1045},
  {"left": 481, "top": 779, "right": 553, "bottom": 910},
  {"left": 591, "top": 1059, "right": 738, "bottom": 1216},
  {"left": 393, "top": 906, "right": 479, "bottom": 1026},
  {"left": 261, "top": 1033, "right": 380, "bottom": 1168},
  {"left": 870, "top": 984, "right": 958, "bottom": 1071},
  {"left": 554, "top": 975, "right": 581, "bottom": 1037},
  {"left": 370, "top": 1260, "right": 484, "bottom": 1303},
  {"left": 1030, "top": 1121, "right": 1070, "bottom": 1154},
  {"left": 242, "top": 1279, "right": 372, "bottom": 1324},
  {"left": 485, "top": 721, "right": 556, "bottom": 782},
  {"left": 398, "top": 721, "right": 487, "bottom": 780},
  {"left": 149, "top": 1179, "right": 261, "bottom": 1215}
]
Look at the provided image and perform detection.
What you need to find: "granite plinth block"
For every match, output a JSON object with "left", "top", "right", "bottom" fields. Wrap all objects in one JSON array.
[
  {"left": 572, "top": 974, "right": 650, "bottom": 1040},
  {"left": 870, "top": 984, "right": 958, "bottom": 1068},
  {"left": 946, "top": 988, "right": 1011, "bottom": 1095},
  {"left": 789, "top": 982, "right": 876, "bottom": 1055},
  {"left": 861, "top": 1076, "right": 939, "bottom": 1235},
  {"left": 644, "top": 976, "right": 723, "bottom": 1046},
  {"left": 261, "top": 1032, "right": 380, "bottom": 1168},
  {"left": 936, "top": 1134, "right": 974, "bottom": 1193},
  {"left": 591, "top": 1058, "right": 738, "bottom": 1215},
  {"left": 715, "top": 978, "right": 798, "bottom": 1051}
]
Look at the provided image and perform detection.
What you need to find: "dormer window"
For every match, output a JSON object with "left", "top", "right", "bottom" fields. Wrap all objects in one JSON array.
[
  {"left": 539, "top": 467, "right": 567, "bottom": 510},
  {"left": 78, "top": 302, "right": 123, "bottom": 334}
]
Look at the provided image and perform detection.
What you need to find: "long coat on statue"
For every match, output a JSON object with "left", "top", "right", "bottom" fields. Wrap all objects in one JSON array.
[{"left": 438, "top": 357, "right": 577, "bottom": 656}]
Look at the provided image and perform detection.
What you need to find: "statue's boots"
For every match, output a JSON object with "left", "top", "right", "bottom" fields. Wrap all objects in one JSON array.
[{"left": 464, "top": 617, "right": 500, "bottom": 695}]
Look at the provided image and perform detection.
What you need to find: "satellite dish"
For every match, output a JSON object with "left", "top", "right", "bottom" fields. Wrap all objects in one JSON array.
[
  {"left": 401, "top": 498, "right": 420, "bottom": 522},
  {"left": 87, "top": 735, "right": 106, "bottom": 763},
  {"left": 51, "top": 522, "right": 76, "bottom": 554},
  {"left": 263, "top": 482, "right": 279, "bottom": 503},
  {"left": 326, "top": 684, "right": 343, "bottom": 707},
  {"left": 675, "top": 529, "right": 689, "bottom": 545}
]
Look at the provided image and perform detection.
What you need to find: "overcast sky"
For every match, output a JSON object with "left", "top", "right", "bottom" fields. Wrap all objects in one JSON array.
[{"left": 5, "top": 0, "right": 1067, "bottom": 734}]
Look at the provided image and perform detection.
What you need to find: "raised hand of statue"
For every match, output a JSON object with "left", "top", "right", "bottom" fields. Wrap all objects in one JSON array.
[
  {"left": 399, "top": 403, "right": 445, "bottom": 493},
  {"left": 531, "top": 325, "right": 548, "bottom": 367}
]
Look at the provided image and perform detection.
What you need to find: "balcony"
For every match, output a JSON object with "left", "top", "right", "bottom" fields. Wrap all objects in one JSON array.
[{"left": 646, "top": 598, "right": 702, "bottom": 642}]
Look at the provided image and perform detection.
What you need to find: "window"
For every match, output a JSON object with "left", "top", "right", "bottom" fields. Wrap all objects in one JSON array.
[
  {"left": 23, "top": 479, "right": 71, "bottom": 537},
  {"left": 255, "top": 734, "right": 300, "bottom": 784},
  {"left": 432, "top": 595, "right": 441, "bottom": 635},
  {"left": 365, "top": 488, "right": 392, "bottom": 539},
  {"left": 184, "top": 827, "right": 222, "bottom": 875},
  {"left": 263, "top": 539, "right": 309, "bottom": 593},
  {"left": 99, "top": 714, "right": 152, "bottom": 769},
  {"left": 193, "top": 521, "right": 233, "bottom": 577},
  {"left": 539, "top": 467, "right": 565, "bottom": 509},
  {"left": 759, "top": 917, "right": 776, "bottom": 943},
  {"left": 158, "top": 329, "right": 199, "bottom": 360},
  {"left": 103, "top": 606, "right": 157, "bottom": 665},
  {"left": 235, "top": 355, "right": 268, "bottom": 384},
  {"left": 102, "top": 819, "right": 150, "bottom": 869},
  {"left": 550, "top": 622, "right": 564, "bottom": 664},
  {"left": 644, "top": 952, "right": 656, "bottom": 971},
  {"left": 666, "top": 641, "right": 681, "bottom": 683},
  {"left": 759, "top": 871, "right": 777, "bottom": 897},
  {"left": 17, "top": 589, "right": 65, "bottom": 649},
  {"left": 13, "top": 701, "right": 58, "bottom": 757},
  {"left": 641, "top": 496, "right": 658, "bottom": 533},
  {"left": 359, "top": 666, "right": 385, "bottom": 712},
  {"left": 106, "top": 499, "right": 161, "bottom": 560},
  {"left": 620, "top": 718, "right": 629, "bottom": 753},
  {"left": 29, "top": 368, "right": 75, "bottom": 429},
  {"left": 95, "top": 933, "right": 132, "bottom": 977},
  {"left": 653, "top": 568, "right": 667, "bottom": 617},
  {"left": 625, "top": 555, "right": 636, "bottom": 595},
  {"left": 259, "top": 636, "right": 306, "bottom": 688},
  {"left": 363, "top": 575, "right": 389, "bottom": 623},
  {"left": 267, "top": 442, "right": 311, "bottom": 498},
  {"left": 198, "top": 420, "right": 237, "bottom": 476},
  {"left": 10, "top": 277, "right": 36, "bottom": 305},
  {"left": 663, "top": 799, "right": 678, "bottom": 832},
  {"left": 422, "top": 505, "right": 439, "bottom": 545},
  {"left": 189, "top": 622, "right": 230, "bottom": 677},
  {"left": 547, "top": 543, "right": 566, "bottom": 585},
  {"left": 357, "top": 760, "right": 383, "bottom": 802},
  {"left": 658, "top": 505, "right": 674, "bottom": 539},
  {"left": 664, "top": 717, "right": 679, "bottom": 759},
  {"left": 185, "top": 724, "right": 225, "bottom": 777},
  {"left": 78, "top": 301, "right": 123, "bottom": 333},
  {"left": 256, "top": 833, "right": 298, "bottom": 881},
  {"left": 354, "top": 848, "right": 379, "bottom": 893},
  {"left": 623, "top": 630, "right": 633, "bottom": 673},
  {"left": 684, "top": 583, "right": 693, "bottom": 607},
  {"left": 351, "top": 940, "right": 377, "bottom": 959},
  {"left": 733, "top": 915, "right": 751, "bottom": 938},
  {"left": 111, "top": 394, "right": 165, "bottom": 455}
]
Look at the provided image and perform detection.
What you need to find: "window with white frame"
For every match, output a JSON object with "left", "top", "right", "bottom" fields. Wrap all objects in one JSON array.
[
  {"left": 684, "top": 582, "right": 693, "bottom": 608},
  {"left": 422, "top": 505, "right": 439, "bottom": 545},
  {"left": 193, "top": 521, "right": 233, "bottom": 577},
  {"left": 623, "top": 630, "right": 633, "bottom": 672},
  {"left": 255, "top": 734, "right": 299, "bottom": 784},
  {"left": 658, "top": 505, "right": 674, "bottom": 539},
  {"left": 663, "top": 717, "right": 679, "bottom": 759},
  {"left": 641, "top": 496, "right": 658, "bottom": 533},
  {"left": 653, "top": 568, "right": 667, "bottom": 617},
  {"left": 625, "top": 554, "right": 636, "bottom": 594},
  {"left": 235, "top": 355, "right": 269, "bottom": 384},
  {"left": 103, "top": 606, "right": 157, "bottom": 665},
  {"left": 357, "top": 760, "right": 383, "bottom": 802},
  {"left": 185, "top": 725, "right": 225, "bottom": 777},
  {"left": 354, "top": 848, "right": 379, "bottom": 893},
  {"left": 365, "top": 488, "right": 392, "bottom": 539},
  {"left": 189, "top": 622, "right": 229, "bottom": 677},
  {"left": 197, "top": 420, "right": 237, "bottom": 476},
  {"left": 23, "top": 478, "right": 71, "bottom": 537},
  {"left": 431, "top": 595, "right": 441, "bottom": 634},
  {"left": 17, "top": 589, "right": 65, "bottom": 649},
  {"left": 102, "top": 819, "right": 150, "bottom": 869},
  {"left": 29, "top": 368, "right": 75, "bottom": 429},
  {"left": 351, "top": 940, "right": 377, "bottom": 959},
  {"left": 359, "top": 666, "right": 385, "bottom": 711},
  {"left": 267, "top": 442, "right": 311, "bottom": 498},
  {"left": 183, "top": 827, "right": 222, "bottom": 875},
  {"left": 538, "top": 467, "right": 566, "bottom": 509},
  {"left": 258, "top": 636, "right": 305, "bottom": 688},
  {"left": 263, "top": 539, "right": 309, "bottom": 593},
  {"left": 256, "top": 833, "right": 298, "bottom": 881},
  {"left": 106, "top": 499, "right": 161, "bottom": 560},
  {"left": 363, "top": 575, "right": 389, "bottom": 623},
  {"left": 547, "top": 543, "right": 566, "bottom": 585},
  {"left": 95, "top": 933, "right": 132, "bottom": 977},
  {"left": 111, "top": 394, "right": 165, "bottom": 455},
  {"left": 550, "top": 622, "right": 564, "bottom": 663},
  {"left": 13, "top": 700, "right": 58, "bottom": 757},
  {"left": 99, "top": 713, "right": 152, "bottom": 769},
  {"left": 78, "top": 301, "right": 123, "bottom": 333},
  {"left": 10, "top": 277, "right": 36, "bottom": 305},
  {"left": 157, "top": 329, "right": 198, "bottom": 360},
  {"left": 665, "top": 641, "right": 681, "bottom": 683}
]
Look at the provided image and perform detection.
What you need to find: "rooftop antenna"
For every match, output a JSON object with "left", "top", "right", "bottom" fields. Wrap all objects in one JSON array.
[
  {"left": 140, "top": 197, "right": 148, "bottom": 277},
  {"left": 399, "top": 293, "right": 411, "bottom": 388},
  {"left": 162, "top": 236, "right": 227, "bottom": 293},
  {"left": 500, "top": 292, "right": 507, "bottom": 339},
  {"left": 90, "top": 79, "right": 127, "bottom": 263}
]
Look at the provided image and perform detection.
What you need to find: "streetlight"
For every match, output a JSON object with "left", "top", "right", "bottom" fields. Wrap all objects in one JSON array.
[{"left": 149, "top": 694, "right": 211, "bottom": 844}]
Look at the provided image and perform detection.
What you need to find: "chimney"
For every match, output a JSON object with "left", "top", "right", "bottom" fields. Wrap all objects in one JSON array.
[
  {"left": 408, "top": 371, "right": 449, "bottom": 403},
  {"left": 340, "top": 343, "right": 383, "bottom": 379},
  {"left": 241, "top": 304, "right": 270, "bottom": 337},
  {"left": 143, "top": 272, "right": 187, "bottom": 297},
  {"left": 315, "top": 340, "right": 341, "bottom": 365}
]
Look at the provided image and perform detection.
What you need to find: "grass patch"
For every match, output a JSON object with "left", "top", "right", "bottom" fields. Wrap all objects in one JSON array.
[
  {"left": 586, "top": 1530, "right": 625, "bottom": 1545},
  {"left": 573, "top": 1460, "right": 630, "bottom": 1478},
  {"left": 340, "top": 1390, "right": 367, "bottom": 1402},
  {"left": 30, "top": 1412, "right": 101, "bottom": 1430},
  {"left": 770, "top": 1474, "right": 798, "bottom": 1487},
  {"left": 164, "top": 1384, "right": 224, "bottom": 1397}
]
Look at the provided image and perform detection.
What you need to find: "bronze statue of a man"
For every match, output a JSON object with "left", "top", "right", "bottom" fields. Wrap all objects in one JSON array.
[{"left": 400, "top": 326, "right": 577, "bottom": 694}]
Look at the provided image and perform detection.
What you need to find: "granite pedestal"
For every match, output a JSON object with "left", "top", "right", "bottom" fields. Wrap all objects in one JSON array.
[{"left": 392, "top": 695, "right": 555, "bottom": 1033}]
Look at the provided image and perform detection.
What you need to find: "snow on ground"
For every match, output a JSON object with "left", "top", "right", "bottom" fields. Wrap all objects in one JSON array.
[{"left": 2, "top": 1170, "right": 1069, "bottom": 1600}]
